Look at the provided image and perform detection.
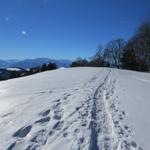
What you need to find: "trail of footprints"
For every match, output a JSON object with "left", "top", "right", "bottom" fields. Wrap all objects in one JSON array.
[
  {"left": 7, "top": 97, "right": 65, "bottom": 150},
  {"left": 7, "top": 90, "right": 85, "bottom": 150},
  {"left": 103, "top": 77, "right": 143, "bottom": 150},
  {"left": 6, "top": 74, "right": 143, "bottom": 150}
]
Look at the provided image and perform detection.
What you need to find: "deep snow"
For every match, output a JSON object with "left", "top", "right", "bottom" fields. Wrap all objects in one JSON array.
[{"left": 0, "top": 67, "right": 149, "bottom": 150}]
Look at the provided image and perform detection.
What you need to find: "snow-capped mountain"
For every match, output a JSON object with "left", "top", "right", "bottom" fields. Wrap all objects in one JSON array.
[
  {"left": 0, "top": 67, "right": 149, "bottom": 150},
  {"left": 0, "top": 58, "right": 72, "bottom": 69}
]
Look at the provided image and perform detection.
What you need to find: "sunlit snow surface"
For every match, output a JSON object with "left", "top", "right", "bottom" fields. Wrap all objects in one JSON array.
[{"left": 0, "top": 67, "right": 149, "bottom": 150}]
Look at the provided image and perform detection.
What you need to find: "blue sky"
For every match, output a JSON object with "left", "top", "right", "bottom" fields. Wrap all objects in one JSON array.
[{"left": 0, "top": 0, "right": 150, "bottom": 60}]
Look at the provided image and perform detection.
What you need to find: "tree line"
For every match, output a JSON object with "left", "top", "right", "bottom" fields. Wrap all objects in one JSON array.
[
  {"left": 0, "top": 62, "right": 58, "bottom": 81},
  {"left": 71, "top": 18, "right": 150, "bottom": 72},
  {"left": 27, "top": 62, "right": 57, "bottom": 75}
]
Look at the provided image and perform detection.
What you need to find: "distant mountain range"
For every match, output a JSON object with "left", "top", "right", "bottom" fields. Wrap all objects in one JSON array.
[{"left": 0, "top": 58, "right": 72, "bottom": 69}]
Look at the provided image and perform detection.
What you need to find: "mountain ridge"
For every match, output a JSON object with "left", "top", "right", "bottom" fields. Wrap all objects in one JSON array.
[{"left": 0, "top": 58, "right": 72, "bottom": 69}]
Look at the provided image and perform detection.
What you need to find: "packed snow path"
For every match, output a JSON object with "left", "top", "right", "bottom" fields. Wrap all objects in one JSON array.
[{"left": 0, "top": 67, "right": 149, "bottom": 150}]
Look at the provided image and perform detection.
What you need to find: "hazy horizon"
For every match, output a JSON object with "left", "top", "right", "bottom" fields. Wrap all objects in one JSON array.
[{"left": 0, "top": 57, "right": 74, "bottom": 61}]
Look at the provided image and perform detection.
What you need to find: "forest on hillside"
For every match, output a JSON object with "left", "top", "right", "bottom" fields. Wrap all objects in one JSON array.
[{"left": 71, "top": 17, "right": 150, "bottom": 72}]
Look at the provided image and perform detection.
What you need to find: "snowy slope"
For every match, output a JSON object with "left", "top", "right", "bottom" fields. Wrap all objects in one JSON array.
[{"left": 0, "top": 67, "right": 149, "bottom": 150}]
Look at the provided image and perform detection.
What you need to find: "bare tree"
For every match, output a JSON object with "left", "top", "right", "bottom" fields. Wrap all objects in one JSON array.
[
  {"left": 104, "top": 38, "right": 126, "bottom": 68},
  {"left": 90, "top": 45, "right": 105, "bottom": 67},
  {"left": 94, "top": 45, "right": 103, "bottom": 61},
  {"left": 70, "top": 57, "right": 89, "bottom": 67}
]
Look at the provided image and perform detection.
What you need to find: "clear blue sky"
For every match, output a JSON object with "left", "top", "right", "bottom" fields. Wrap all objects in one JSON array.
[{"left": 0, "top": 0, "right": 150, "bottom": 60}]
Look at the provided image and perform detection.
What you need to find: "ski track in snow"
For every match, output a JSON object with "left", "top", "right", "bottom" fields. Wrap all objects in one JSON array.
[{"left": 0, "top": 68, "right": 143, "bottom": 150}]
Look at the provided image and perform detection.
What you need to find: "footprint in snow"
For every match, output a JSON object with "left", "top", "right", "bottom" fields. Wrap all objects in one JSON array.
[
  {"left": 79, "top": 137, "right": 84, "bottom": 143},
  {"left": 63, "top": 132, "right": 68, "bottom": 138},
  {"left": 26, "top": 129, "right": 48, "bottom": 150},
  {"left": 7, "top": 142, "right": 16, "bottom": 150},
  {"left": 52, "top": 99, "right": 61, "bottom": 103},
  {"left": 39, "top": 109, "right": 50, "bottom": 117},
  {"left": 13, "top": 125, "right": 32, "bottom": 138},
  {"left": 35, "top": 117, "right": 50, "bottom": 125},
  {"left": 52, "top": 100, "right": 64, "bottom": 121},
  {"left": 53, "top": 121, "right": 64, "bottom": 130},
  {"left": 53, "top": 113, "right": 62, "bottom": 120},
  {"left": 74, "top": 128, "right": 80, "bottom": 134},
  {"left": 2, "top": 112, "right": 12, "bottom": 118},
  {"left": 63, "top": 93, "right": 71, "bottom": 100}
]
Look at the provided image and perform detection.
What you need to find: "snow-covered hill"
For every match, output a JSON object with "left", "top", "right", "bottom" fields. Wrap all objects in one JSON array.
[{"left": 0, "top": 67, "right": 149, "bottom": 150}]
